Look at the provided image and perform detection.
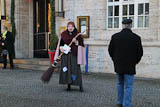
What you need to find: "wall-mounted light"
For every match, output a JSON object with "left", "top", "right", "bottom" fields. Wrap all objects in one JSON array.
[
  {"left": 55, "top": 0, "right": 64, "bottom": 17},
  {"left": 1, "top": 0, "right": 6, "bottom": 20}
]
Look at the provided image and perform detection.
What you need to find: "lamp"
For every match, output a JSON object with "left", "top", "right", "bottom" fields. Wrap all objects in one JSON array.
[
  {"left": 1, "top": 0, "right": 6, "bottom": 20},
  {"left": 55, "top": 0, "right": 64, "bottom": 17}
]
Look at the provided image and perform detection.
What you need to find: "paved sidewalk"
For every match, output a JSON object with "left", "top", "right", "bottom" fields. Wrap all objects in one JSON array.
[{"left": 0, "top": 69, "right": 159, "bottom": 107}]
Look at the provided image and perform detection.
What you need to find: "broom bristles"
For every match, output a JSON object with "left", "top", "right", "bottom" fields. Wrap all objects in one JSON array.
[{"left": 41, "top": 66, "right": 55, "bottom": 83}]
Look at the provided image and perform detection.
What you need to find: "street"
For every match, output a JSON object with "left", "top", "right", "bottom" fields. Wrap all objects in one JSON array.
[{"left": 0, "top": 69, "right": 159, "bottom": 107}]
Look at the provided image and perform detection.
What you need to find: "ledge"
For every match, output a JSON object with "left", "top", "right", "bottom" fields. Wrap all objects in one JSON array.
[
  {"left": 84, "top": 40, "right": 107, "bottom": 46},
  {"left": 84, "top": 40, "right": 160, "bottom": 47}
]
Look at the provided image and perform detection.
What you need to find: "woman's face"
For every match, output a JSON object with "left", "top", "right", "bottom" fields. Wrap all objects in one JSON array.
[{"left": 67, "top": 24, "right": 74, "bottom": 32}]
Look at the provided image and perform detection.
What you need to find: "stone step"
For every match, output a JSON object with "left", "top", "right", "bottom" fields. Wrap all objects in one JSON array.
[
  {"left": 13, "top": 58, "right": 50, "bottom": 66},
  {"left": 0, "top": 58, "right": 52, "bottom": 71},
  {"left": 15, "top": 64, "right": 49, "bottom": 71}
]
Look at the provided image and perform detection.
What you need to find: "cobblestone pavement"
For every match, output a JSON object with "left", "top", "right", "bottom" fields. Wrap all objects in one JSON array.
[{"left": 0, "top": 69, "right": 159, "bottom": 107}]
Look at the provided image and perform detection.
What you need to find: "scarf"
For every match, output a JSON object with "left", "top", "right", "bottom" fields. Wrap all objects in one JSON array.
[{"left": 2, "top": 31, "right": 8, "bottom": 40}]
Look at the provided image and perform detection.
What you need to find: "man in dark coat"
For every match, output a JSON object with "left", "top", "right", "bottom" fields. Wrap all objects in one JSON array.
[
  {"left": 108, "top": 19, "right": 143, "bottom": 107},
  {"left": 0, "top": 36, "right": 3, "bottom": 54},
  {"left": 2, "top": 26, "right": 15, "bottom": 69}
]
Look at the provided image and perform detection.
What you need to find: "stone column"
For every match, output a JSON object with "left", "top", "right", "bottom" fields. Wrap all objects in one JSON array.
[
  {"left": 15, "top": 0, "right": 33, "bottom": 58},
  {"left": 158, "top": 0, "right": 160, "bottom": 41},
  {"left": 28, "top": 2, "right": 34, "bottom": 58}
]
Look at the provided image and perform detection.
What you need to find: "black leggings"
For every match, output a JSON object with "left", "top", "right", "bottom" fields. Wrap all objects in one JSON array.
[{"left": 3, "top": 51, "right": 14, "bottom": 68}]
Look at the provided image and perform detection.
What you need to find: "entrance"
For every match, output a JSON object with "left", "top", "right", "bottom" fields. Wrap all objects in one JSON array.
[{"left": 33, "top": 0, "right": 51, "bottom": 58}]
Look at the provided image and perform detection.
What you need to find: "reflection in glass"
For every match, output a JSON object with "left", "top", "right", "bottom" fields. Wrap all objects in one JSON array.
[
  {"left": 129, "top": 17, "right": 134, "bottom": 27},
  {"left": 138, "top": 16, "right": 143, "bottom": 27},
  {"left": 145, "top": 3, "right": 149, "bottom": 15},
  {"left": 115, "top": 6, "right": 119, "bottom": 16},
  {"left": 108, "top": 18, "right": 113, "bottom": 28},
  {"left": 145, "top": 16, "right": 149, "bottom": 27},
  {"left": 123, "top": 5, "right": 128, "bottom": 16},
  {"left": 108, "top": 0, "right": 113, "bottom": 2},
  {"left": 108, "top": 6, "right": 113, "bottom": 16},
  {"left": 114, "top": 17, "right": 119, "bottom": 28},
  {"left": 129, "top": 4, "right": 134, "bottom": 15},
  {"left": 138, "top": 4, "right": 144, "bottom": 15}
]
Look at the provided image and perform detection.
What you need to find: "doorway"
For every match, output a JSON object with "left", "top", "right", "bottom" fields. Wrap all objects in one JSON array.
[{"left": 33, "top": 0, "right": 50, "bottom": 58}]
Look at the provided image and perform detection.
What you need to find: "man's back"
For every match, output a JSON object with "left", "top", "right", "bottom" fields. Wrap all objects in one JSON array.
[{"left": 108, "top": 28, "right": 143, "bottom": 74}]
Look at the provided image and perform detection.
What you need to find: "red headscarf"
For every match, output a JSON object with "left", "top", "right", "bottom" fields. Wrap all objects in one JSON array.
[{"left": 67, "top": 21, "right": 75, "bottom": 27}]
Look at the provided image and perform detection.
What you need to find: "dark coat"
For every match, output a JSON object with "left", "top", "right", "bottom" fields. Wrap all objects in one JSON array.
[
  {"left": 0, "top": 36, "right": 2, "bottom": 54},
  {"left": 108, "top": 28, "right": 143, "bottom": 75},
  {"left": 60, "top": 29, "right": 84, "bottom": 56},
  {"left": 2, "top": 31, "right": 15, "bottom": 54},
  {"left": 59, "top": 29, "right": 83, "bottom": 86}
]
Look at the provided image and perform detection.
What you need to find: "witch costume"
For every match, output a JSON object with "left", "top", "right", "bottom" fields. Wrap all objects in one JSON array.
[{"left": 58, "top": 28, "right": 85, "bottom": 92}]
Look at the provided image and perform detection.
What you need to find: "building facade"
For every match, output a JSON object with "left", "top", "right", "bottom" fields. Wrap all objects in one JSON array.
[{"left": 3, "top": 0, "right": 160, "bottom": 78}]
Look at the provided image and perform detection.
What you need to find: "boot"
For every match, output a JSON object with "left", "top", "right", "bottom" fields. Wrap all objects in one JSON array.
[
  {"left": 79, "top": 85, "right": 84, "bottom": 92},
  {"left": 66, "top": 84, "right": 71, "bottom": 91},
  {"left": 117, "top": 104, "right": 123, "bottom": 107}
]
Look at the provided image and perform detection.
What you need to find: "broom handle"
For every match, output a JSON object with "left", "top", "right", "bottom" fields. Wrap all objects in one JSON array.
[
  {"left": 52, "top": 31, "right": 85, "bottom": 67},
  {"left": 58, "top": 32, "right": 82, "bottom": 58}
]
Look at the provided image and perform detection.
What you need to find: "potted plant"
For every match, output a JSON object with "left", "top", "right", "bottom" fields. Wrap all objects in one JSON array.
[
  {"left": 48, "top": 33, "right": 58, "bottom": 64},
  {"left": 48, "top": 0, "right": 58, "bottom": 64}
]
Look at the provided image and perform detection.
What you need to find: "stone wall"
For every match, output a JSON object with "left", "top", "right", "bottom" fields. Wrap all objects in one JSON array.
[
  {"left": 55, "top": 0, "right": 160, "bottom": 78},
  {"left": 4, "top": 0, "right": 160, "bottom": 78}
]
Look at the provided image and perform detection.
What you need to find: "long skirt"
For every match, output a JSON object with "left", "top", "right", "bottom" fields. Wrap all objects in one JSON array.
[{"left": 59, "top": 53, "right": 82, "bottom": 86}]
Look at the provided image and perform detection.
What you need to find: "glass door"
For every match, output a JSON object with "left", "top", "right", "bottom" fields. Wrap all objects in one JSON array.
[{"left": 33, "top": 0, "right": 50, "bottom": 58}]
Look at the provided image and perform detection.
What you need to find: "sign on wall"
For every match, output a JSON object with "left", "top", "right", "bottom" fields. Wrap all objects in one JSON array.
[{"left": 77, "top": 16, "right": 90, "bottom": 38}]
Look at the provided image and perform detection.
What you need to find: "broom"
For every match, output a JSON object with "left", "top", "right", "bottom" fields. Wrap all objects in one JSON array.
[{"left": 41, "top": 31, "right": 85, "bottom": 83}]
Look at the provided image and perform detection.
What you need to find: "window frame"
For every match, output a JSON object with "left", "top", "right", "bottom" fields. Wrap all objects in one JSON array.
[
  {"left": 107, "top": 0, "right": 149, "bottom": 29},
  {"left": 137, "top": 3, "right": 149, "bottom": 28}
]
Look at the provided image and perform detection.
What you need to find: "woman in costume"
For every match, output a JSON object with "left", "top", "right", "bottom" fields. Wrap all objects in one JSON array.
[{"left": 59, "top": 21, "right": 84, "bottom": 92}]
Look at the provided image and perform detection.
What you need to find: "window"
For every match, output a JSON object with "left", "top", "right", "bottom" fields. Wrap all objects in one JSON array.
[
  {"left": 138, "top": 3, "right": 149, "bottom": 27},
  {"left": 109, "top": 0, "right": 119, "bottom": 2},
  {"left": 123, "top": 0, "right": 133, "bottom": 1},
  {"left": 107, "top": 0, "right": 149, "bottom": 29},
  {"left": 108, "top": 5, "right": 119, "bottom": 28},
  {"left": 55, "top": 0, "right": 64, "bottom": 17},
  {"left": 1, "top": 0, "right": 7, "bottom": 20},
  {"left": 55, "top": 0, "right": 64, "bottom": 12},
  {"left": 122, "top": 4, "right": 134, "bottom": 27}
]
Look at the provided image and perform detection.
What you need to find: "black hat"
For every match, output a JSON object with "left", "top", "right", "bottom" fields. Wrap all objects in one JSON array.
[{"left": 122, "top": 19, "right": 132, "bottom": 24}]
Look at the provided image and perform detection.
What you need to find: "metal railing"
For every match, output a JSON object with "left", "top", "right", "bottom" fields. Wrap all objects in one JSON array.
[{"left": 34, "top": 32, "right": 50, "bottom": 51}]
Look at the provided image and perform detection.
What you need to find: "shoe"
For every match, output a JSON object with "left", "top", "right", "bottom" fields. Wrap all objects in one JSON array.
[
  {"left": 79, "top": 86, "right": 84, "bottom": 92},
  {"left": 66, "top": 87, "right": 71, "bottom": 91},
  {"left": 117, "top": 104, "right": 123, "bottom": 107},
  {"left": 10, "top": 66, "right": 14, "bottom": 69},
  {"left": 2, "top": 67, "right": 6, "bottom": 69},
  {"left": 66, "top": 84, "right": 71, "bottom": 91}
]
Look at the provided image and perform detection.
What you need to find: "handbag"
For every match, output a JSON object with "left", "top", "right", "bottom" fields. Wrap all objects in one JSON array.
[{"left": 77, "top": 46, "right": 86, "bottom": 65}]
